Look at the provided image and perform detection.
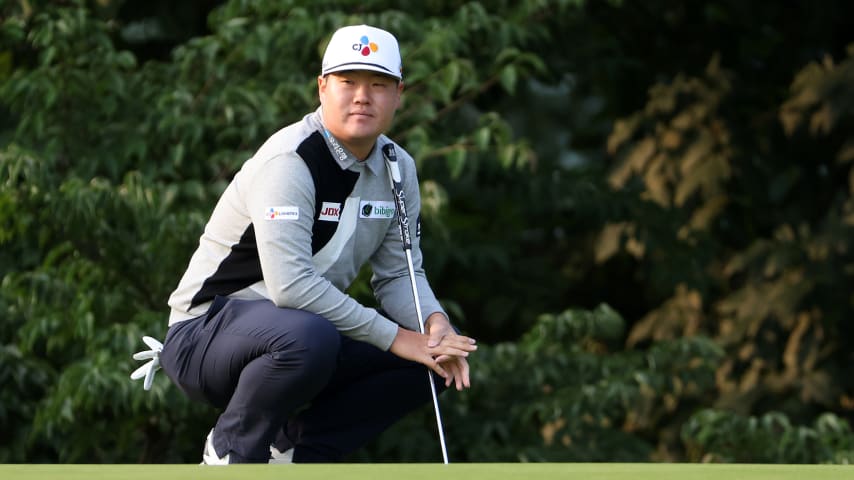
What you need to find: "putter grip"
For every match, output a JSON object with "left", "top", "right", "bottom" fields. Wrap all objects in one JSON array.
[{"left": 382, "top": 144, "right": 412, "bottom": 250}]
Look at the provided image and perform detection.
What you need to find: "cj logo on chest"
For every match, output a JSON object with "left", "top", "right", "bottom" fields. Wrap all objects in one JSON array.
[{"left": 318, "top": 201, "right": 342, "bottom": 222}]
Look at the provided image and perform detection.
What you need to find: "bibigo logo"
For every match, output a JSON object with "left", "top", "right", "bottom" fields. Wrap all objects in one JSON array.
[{"left": 352, "top": 35, "right": 379, "bottom": 56}]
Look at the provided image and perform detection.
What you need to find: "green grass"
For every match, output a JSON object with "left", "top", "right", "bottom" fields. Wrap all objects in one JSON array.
[{"left": 0, "top": 463, "right": 851, "bottom": 480}]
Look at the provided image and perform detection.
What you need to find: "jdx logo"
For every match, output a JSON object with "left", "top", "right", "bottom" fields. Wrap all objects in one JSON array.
[
  {"left": 318, "top": 202, "right": 341, "bottom": 222},
  {"left": 352, "top": 35, "right": 379, "bottom": 56}
]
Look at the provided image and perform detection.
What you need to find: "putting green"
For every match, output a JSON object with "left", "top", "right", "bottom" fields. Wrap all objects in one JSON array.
[{"left": 0, "top": 463, "right": 851, "bottom": 480}]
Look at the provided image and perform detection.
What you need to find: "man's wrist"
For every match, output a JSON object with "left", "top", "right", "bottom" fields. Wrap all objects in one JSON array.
[{"left": 425, "top": 312, "right": 450, "bottom": 331}]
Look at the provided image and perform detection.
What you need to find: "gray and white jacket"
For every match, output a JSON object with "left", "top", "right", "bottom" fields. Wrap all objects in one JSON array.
[{"left": 167, "top": 107, "right": 445, "bottom": 351}]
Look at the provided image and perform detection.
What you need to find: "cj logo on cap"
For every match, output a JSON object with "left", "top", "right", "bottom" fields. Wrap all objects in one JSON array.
[{"left": 352, "top": 35, "right": 379, "bottom": 56}]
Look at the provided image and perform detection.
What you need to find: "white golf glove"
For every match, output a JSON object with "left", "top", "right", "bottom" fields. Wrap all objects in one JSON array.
[{"left": 130, "top": 335, "right": 163, "bottom": 391}]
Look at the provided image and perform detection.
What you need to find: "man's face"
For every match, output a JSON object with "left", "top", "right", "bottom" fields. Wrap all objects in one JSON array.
[{"left": 318, "top": 70, "right": 403, "bottom": 158}]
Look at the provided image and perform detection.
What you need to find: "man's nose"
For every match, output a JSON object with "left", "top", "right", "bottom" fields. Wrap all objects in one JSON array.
[{"left": 353, "top": 82, "right": 371, "bottom": 103}]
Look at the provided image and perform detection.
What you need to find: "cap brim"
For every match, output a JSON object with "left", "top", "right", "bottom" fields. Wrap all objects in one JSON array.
[{"left": 323, "top": 63, "right": 402, "bottom": 80}]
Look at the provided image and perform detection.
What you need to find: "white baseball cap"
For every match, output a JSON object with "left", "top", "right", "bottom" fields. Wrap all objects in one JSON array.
[{"left": 321, "top": 25, "right": 403, "bottom": 80}]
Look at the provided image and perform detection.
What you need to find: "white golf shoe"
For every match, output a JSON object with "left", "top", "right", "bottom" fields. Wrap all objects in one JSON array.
[
  {"left": 200, "top": 428, "right": 293, "bottom": 464},
  {"left": 200, "top": 429, "right": 230, "bottom": 465},
  {"left": 269, "top": 445, "right": 294, "bottom": 464}
]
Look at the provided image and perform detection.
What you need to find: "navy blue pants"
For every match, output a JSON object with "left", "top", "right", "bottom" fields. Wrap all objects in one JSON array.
[{"left": 159, "top": 296, "right": 442, "bottom": 463}]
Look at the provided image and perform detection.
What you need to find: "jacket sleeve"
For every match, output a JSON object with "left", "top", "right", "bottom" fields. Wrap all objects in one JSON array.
[
  {"left": 244, "top": 153, "right": 400, "bottom": 350},
  {"left": 369, "top": 147, "right": 448, "bottom": 332}
]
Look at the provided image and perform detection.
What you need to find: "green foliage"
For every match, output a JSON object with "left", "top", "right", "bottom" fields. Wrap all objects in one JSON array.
[
  {"left": 0, "top": 0, "right": 570, "bottom": 462},
  {"left": 683, "top": 409, "right": 854, "bottom": 464},
  {"left": 357, "top": 305, "right": 723, "bottom": 462},
  {"left": 2, "top": 0, "right": 853, "bottom": 465},
  {"left": 603, "top": 37, "right": 854, "bottom": 431}
]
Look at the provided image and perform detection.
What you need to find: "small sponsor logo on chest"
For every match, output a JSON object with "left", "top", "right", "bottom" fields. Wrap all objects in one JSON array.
[
  {"left": 318, "top": 201, "right": 342, "bottom": 222},
  {"left": 265, "top": 206, "right": 299, "bottom": 220},
  {"left": 359, "top": 200, "right": 396, "bottom": 219}
]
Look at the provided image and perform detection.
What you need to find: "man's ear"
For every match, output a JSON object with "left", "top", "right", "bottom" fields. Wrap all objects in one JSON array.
[
  {"left": 396, "top": 81, "right": 404, "bottom": 108},
  {"left": 318, "top": 75, "right": 327, "bottom": 100}
]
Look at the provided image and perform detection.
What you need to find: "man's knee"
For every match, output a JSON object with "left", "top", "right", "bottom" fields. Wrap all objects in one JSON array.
[{"left": 270, "top": 311, "right": 340, "bottom": 380}]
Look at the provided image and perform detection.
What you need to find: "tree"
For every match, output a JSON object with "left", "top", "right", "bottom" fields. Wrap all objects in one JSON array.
[
  {"left": 598, "top": 3, "right": 854, "bottom": 456},
  {"left": 2, "top": 0, "right": 853, "bottom": 463},
  {"left": 0, "top": 0, "right": 557, "bottom": 462}
]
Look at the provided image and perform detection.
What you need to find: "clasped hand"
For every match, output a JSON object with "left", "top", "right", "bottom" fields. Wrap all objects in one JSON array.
[{"left": 389, "top": 313, "right": 476, "bottom": 391}]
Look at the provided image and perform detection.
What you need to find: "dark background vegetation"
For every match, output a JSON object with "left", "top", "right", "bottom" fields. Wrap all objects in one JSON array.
[{"left": 2, "top": 0, "right": 853, "bottom": 463}]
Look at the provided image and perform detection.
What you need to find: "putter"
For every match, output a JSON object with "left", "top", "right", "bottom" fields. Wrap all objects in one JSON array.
[{"left": 382, "top": 143, "right": 450, "bottom": 465}]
